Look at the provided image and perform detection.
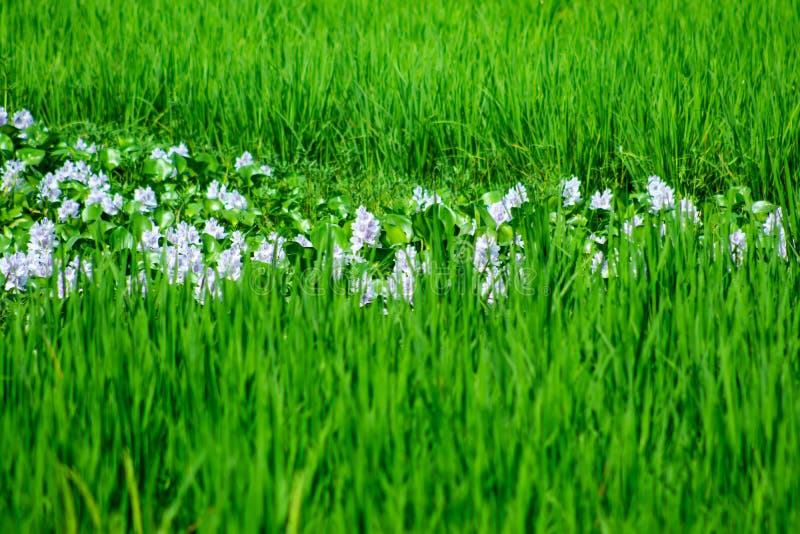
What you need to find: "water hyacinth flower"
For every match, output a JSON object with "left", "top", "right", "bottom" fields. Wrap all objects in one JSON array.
[
  {"left": 0, "top": 107, "right": 7, "bottom": 126},
  {"left": 623, "top": 215, "right": 644, "bottom": 236},
  {"left": 0, "top": 252, "right": 30, "bottom": 291},
  {"left": 294, "top": 234, "right": 313, "bottom": 248},
  {"left": 589, "top": 188, "right": 613, "bottom": 211},
  {"left": 12, "top": 109, "right": 34, "bottom": 130},
  {"left": 169, "top": 143, "right": 190, "bottom": 158},
  {"left": 561, "top": 176, "right": 582, "bottom": 208},
  {"left": 763, "top": 208, "right": 788, "bottom": 259},
  {"left": 139, "top": 225, "right": 163, "bottom": 253},
  {"left": 646, "top": 175, "right": 675, "bottom": 212},
  {"left": 504, "top": 182, "right": 528, "bottom": 208},
  {"left": 259, "top": 165, "right": 273, "bottom": 177},
  {"left": 350, "top": 206, "right": 381, "bottom": 252},
  {"left": 134, "top": 187, "right": 158, "bottom": 213},
  {"left": 252, "top": 233, "right": 287, "bottom": 266},
  {"left": 74, "top": 137, "right": 97, "bottom": 153},
  {"left": 1, "top": 160, "right": 27, "bottom": 192},
  {"left": 150, "top": 147, "right": 169, "bottom": 160},
  {"left": 411, "top": 186, "right": 441, "bottom": 212},
  {"left": 235, "top": 151, "right": 254, "bottom": 170},
  {"left": 474, "top": 234, "right": 500, "bottom": 272},
  {"left": 58, "top": 199, "right": 81, "bottom": 222},
  {"left": 678, "top": 198, "right": 701, "bottom": 224},
  {"left": 57, "top": 256, "right": 92, "bottom": 299},
  {"left": 39, "top": 173, "right": 61, "bottom": 203},
  {"left": 488, "top": 201, "right": 512, "bottom": 228},
  {"left": 729, "top": 229, "right": 747, "bottom": 266},
  {"left": 203, "top": 218, "right": 227, "bottom": 240},
  {"left": 216, "top": 248, "right": 242, "bottom": 281},
  {"left": 230, "top": 231, "right": 247, "bottom": 253},
  {"left": 29, "top": 219, "right": 58, "bottom": 253}
]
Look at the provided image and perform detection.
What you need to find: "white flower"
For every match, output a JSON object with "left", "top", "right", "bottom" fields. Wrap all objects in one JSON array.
[
  {"left": 207, "top": 180, "right": 221, "bottom": 200},
  {"left": 677, "top": 198, "right": 701, "bottom": 224},
  {"left": 411, "top": 186, "right": 441, "bottom": 212},
  {"left": 166, "top": 222, "right": 202, "bottom": 249},
  {"left": 0, "top": 252, "right": 30, "bottom": 291},
  {"left": 168, "top": 142, "right": 189, "bottom": 158},
  {"left": 39, "top": 173, "right": 61, "bottom": 203},
  {"left": 357, "top": 274, "right": 377, "bottom": 307},
  {"left": 294, "top": 234, "right": 313, "bottom": 248},
  {"left": 729, "top": 230, "right": 747, "bottom": 265},
  {"left": 589, "top": 188, "right": 613, "bottom": 211},
  {"left": 58, "top": 199, "right": 80, "bottom": 222},
  {"left": 101, "top": 193, "right": 123, "bottom": 216},
  {"left": 252, "top": 233, "right": 287, "bottom": 266},
  {"left": 216, "top": 248, "right": 242, "bottom": 281},
  {"left": 623, "top": 215, "right": 644, "bottom": 236},
  {"left": 561, "top": 176, "right": 582, "bottom": 208},
  {"left": 203, "top": 218, "right": 227, "bottom": 240},
  {"left": 474, "top": 234, "right": 500, "bottom": 272},
  {"left": 219, "top": 189, "right": 248, "bottom": 210},
  {"left": 12, "top": 109, "right": 34, "bottom": 130},
  {"left": 150, "top": 147, "right": 169, "bottom": 160},
  {"left": 590, "top": 251, "right": 610, "bottom": 278},
  {"left": 134, "top": 187, "right": 158, "bottom": 213},
  {"left": 235, "top": 151, "right": 254, "bottom": 170},
  {"left": 139, "top": 226, "right": 163, "bottom": 253},
  {"left": 0, "top": 107, "right": 7, "bottom": 126},
  {"left": 504, "top": 182, "right": 528, "bottom": 208},
  {"left": 1, "top": 160, "right": 27, "bottom": 192},
  {"left": 763, "top": 208, "right": 787, "bottom": 259},
  {"left": 350, "top": 206, "right": 380, "bottom": 251},
  {"left": 29, "top": 219, "right": 58, "bottom": 254},
  {"left": 646, "top": 175, "right": 675, "bottom": 212},
  {"left": 589, "top": 234, "right": 606, "bottom": 245},
  {"left": 231, "top": 231, "right": 247, "bottom": 252},
  {"left": 259, "top": 165, "right": 273, "bottom": 176},
  {"left": 74, "top": 138, "right": 97, "bottom": 153},
  {"left": 488, "top": 201, "right": 512, "bottom": 227}
]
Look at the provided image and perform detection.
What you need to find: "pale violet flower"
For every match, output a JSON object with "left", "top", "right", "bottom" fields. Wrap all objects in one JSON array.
[
  {"left": 589, "top": 188, "right": 613, "bottom": 211},
  {"left": 29, "top": 219, "right": 58, "bottom": 253},
  {"left": 589, "top": 234, "right": 607, "bottom": 245},
  {"left": 139, "top": 225, "right": 163, "bottom": 253},
  {"left": 230, "top": 231, "right": 247, "bottom": 252},
  {"left": 206, "top": 180, "right": 221, "bottom": 200},
  {"left": 12, "top": 109, "right": 34, "bottom": 130},
  {"left": 150, "top": 147, "right": 169, "bottom": 160},
  {"left": 561, "top": 176, "right": 582, "bottom": 208},
  {"left": 39, "top": 173, "right": 61, "bottom": 203},
  {"left": 101, "top": 193, "right": 123, "bottom": 216},
  {"left": 259, "top": 165, "right": 273, "bottom": 176},
  {"left": 623, "top": 215, "right": 644, "bottom": 236},
  {"left": 488, "top": 201, "right": 512, "bottom": 227},
  {"left": 74, "top": 138, "right": 97, "bottom": 153},
  {"left": 220, "top": 189, "right": 247, "bottom": 210},
  {"left": 350, "top": 206, "right": 380, "bottom": 251},
  {"left": 216, "top": 248, "right": 242, "bottom": 281},
  {"left": 0, "top": 252, "right": 30, "bottom": 291},
  {"left": 504, "top": 183, "right": 528, "bottom": 208},
  {"left": 646, "top": 175, "right": 675, "bottom": 212},
  {"left": 763, "top": 208, "right": 787, "bottom": 259},
  {"left": 2, "top": 160, "right": 27, "bottom": 192},
  {"left": 235, "top": 151, "right": 254, "bottom": 170},
  {"left": 729, "top": 230, "right": 747, "bottom": 265},
  {"left": 252, "top": 233, "right": 287, "bottom": 266},
  {"left": 169, "top": 142, "right": 189, "bottom": 158},
  {"left": 58, "top": 199, "right": 81, "bottom": 222},
  {"left": 134, "top": 187, "right": 158, "bottom": 213},
  {"left": 411, "top": 186, "right": 441, "bottom": 212},
  {"left": 677, "top": 198, "right": 701, "bottom": 224},
  {"left": 203, "top": 218, "right": 227, "bottom": 240},
  {"left": 294, "top": 234, "right": 313, "bottom": 248},
  {"left": 474, "top": 234, "right": 500, "bottom": 272},
  {"left": 0, "top": 107, "right": 7, "bottom": 126}
]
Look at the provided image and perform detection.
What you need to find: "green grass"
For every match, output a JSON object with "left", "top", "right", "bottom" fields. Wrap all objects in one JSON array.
[
  {"left": 2, "top": 224, "right": 800, "bottom": 531},
  {"left": 3, "top": 0, "right": 800, "bottom": 531},
  {"left": 3, "top": 0, "right": 800, "bottom": 198}
]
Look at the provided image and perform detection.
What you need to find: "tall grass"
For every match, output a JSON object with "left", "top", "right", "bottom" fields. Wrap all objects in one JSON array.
[
  {"left": 3, "top": 0, "right": 800, "bottom": 196},
  {"left": 2, "top": 218, "right": 800, "bottom": 531}
]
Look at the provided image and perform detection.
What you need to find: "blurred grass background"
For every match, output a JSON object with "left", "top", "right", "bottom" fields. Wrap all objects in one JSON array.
[{"left": 3, "top": 0, "right": 799, "bottom": 197}]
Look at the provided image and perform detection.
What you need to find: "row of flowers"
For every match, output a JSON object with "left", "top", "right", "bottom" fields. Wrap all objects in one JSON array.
[{"left": 0, "top": 108, "right": 793, "bottom": 306}]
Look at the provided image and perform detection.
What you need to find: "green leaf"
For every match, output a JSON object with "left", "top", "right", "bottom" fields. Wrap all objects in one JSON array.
[
  {"left": 0, "top": 133, "right": 14, "bottom": 152},
  {"left": 82, "top": 203, "right": 104, "bottom": 223},
  {"left": 142, "top": 158, "right": 175, "bottom": 181},
  {"left": 109, "top": 227, "right": 135, "bottom": 251},
  {"left": 381, "top": 214, "right": 414, "bottom": 245},
  {"left": 15, "top": 148, "right": 46, "bottom": 167},
  {"left": 100, "top": 148, "right": 122, "bottom": 170},
  {"left": 155, "top": 209, "right": 175, "bottom": 229}
]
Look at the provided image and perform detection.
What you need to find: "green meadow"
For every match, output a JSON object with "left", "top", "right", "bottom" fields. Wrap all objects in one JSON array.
[{"left": 2, "top": 0, "right": 800, "bottom": 531}]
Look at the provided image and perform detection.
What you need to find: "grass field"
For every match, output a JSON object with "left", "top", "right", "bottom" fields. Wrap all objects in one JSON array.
[{"left": 2, "top": 0, "right": 800, "bottom": 532}]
